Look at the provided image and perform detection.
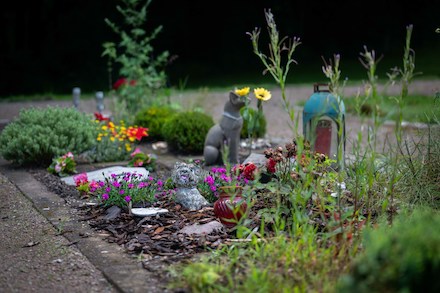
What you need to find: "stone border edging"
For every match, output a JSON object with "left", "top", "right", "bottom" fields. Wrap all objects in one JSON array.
[{"left": 0, "top": 160, "right": 169, "bottom": 293}]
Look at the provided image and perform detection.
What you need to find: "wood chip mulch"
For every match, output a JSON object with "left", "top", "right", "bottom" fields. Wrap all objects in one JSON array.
[{"left": 77, "top": 200, "right": 237, "bottom": 265}]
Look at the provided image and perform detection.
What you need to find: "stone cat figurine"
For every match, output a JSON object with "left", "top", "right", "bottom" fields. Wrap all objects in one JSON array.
[{"left": 203, "top": 91, "right": 247, "bottom": 165}]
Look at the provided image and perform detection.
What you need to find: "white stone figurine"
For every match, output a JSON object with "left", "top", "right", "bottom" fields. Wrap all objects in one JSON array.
[{"left": 171, "top": 162, "right": 209, "bottom": 210}]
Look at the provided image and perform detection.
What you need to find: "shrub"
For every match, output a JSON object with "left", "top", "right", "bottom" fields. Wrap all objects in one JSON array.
[
  {"left": 162, "top": 111, "right": 214, "bottom": 154},
  {"left": 0, "top": 107, "right": 97, "bottom": 166},
  {"left": 134, "top": 106, "right": 178, "bottom": 141},
  {"left": 240, "top": 106, "right": 267, "bottom": 139},
  {"left": 338, "top": 208, "right": 440, "bottom": 293}
]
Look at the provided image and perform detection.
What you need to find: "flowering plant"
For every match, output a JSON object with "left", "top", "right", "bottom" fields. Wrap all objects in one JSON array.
[
  {"left": 236, "top": 87, "right": 271, "bottom": 146},
  {"left": 47, "top": 152, "right": 77, "bottom": 177},
  {"left": 198, "top": 162, "right": 259, "bottom": 203},
  {"left": 93, "top": 172, "right": 173, "bottom": 209},
  {"left": 127, "top": 147, "right": 156, "bottom": 171},
  {"left": 91, "top": 119, "right": 149, "bottom": 162},
  {"left": 263, "top": 139, "right": 333, "bottom": 183},
  {"left": 73, "top": 173, "right": 101, "bottom": 198}
]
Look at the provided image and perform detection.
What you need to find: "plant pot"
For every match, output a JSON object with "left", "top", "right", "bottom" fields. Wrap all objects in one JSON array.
[{"left": 213, "top": 186, "right": 247, "bottom": 228}]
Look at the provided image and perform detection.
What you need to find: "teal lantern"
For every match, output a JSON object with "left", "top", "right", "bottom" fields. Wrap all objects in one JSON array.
[{"left": 303, "top": 83, "right": 345, "bottom": 168}]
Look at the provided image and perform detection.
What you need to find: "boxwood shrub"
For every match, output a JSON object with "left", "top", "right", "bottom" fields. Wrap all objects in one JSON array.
[
  {"left": 162, "top": 111, "right": 214, "bottom": 154},
  {"left": 134, "top": 105, "right": 178, "bottom": 141}
]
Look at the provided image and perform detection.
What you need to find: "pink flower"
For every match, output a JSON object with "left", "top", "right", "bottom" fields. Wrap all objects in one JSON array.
[
  {"left": 89, "top": 181, "right": 99, "bottom": 192},
  {"left": 124, "top": 195, "right": 131, "bottom": 203},
  {"left": 74, "top": 173, "right": 88, "bottom": 187},
  {"left": 102, "top": 193, "right": 109, "bottom": 200},
  {"left": 130, "top": 147, "right": 142, "bottom": 157}
]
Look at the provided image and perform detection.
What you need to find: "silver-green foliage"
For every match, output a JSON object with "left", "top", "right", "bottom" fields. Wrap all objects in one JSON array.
[{"left": 0, "top": 107, "right": 97, "bottom": 166}]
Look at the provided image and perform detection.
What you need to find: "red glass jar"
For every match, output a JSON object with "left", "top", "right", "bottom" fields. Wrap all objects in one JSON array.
[{"left": 213, "top": 186, "right": 247, "bottom": 228}]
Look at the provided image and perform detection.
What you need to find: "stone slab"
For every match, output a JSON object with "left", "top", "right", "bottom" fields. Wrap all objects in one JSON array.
[
  {"left": 179, "top": 220, "right": 224, "bottom": 235},
  {"left": 60, "top": 166, "right": 149, "bottom": 186},
  {"left": 242, "top": 153, "right": 267, "bottom": 167},
  {"left": 131, "top": 207, "right": 169, "bottom": 217}
]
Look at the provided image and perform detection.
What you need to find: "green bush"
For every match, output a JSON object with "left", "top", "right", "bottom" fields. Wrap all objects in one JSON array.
[
  {"left": 0, "top": 107, "right": 97, "bottom": 166},
  {"left": 162, "top": 111, "right": 214, "bottom": 154},
  {"left": 338, "top": 208, "right": 440, "bottom": 293},
  {"left": 240, "top": 107, "right": 267, "bottom": 139},
  {"left": 134, "top": 106, "right": 178, "bottom": 141}
]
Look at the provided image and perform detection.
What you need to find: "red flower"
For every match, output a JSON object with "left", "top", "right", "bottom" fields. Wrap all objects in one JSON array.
[
  {"left": 266, "top": 158, "right": 277, "bottom": 174},
  {"left": 112, "top": 78, "right": 137, "bottom": 90},
  {"left": 232, "top": 163, "right": 258, "bottom": 181},
  {"left": 127, "top": 126, "right": 149, "bottom": 141},
  {"left": 94, "top": 112, "right": 110, "bottom": 121},
  {"left": 243, "top": 163, "right": 258, "bottom": 180}
]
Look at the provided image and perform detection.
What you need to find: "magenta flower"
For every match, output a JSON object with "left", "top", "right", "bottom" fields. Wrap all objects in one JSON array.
[
  {"left": 89, "top": 181, "right": 99, "bottom": 192},
  {"left": 73, "top": 173, "right": 88, "bottom": 187},
  {"left": 119, "top": 189, "right": 125, "bottom": 195},
  {"left": 102, "top": 193, "right": 109, "bottom": 200},
  {"left": 124, "top": 195, "right": 131, "bottom": 202},
  {"left": 128, "top": 183, "right": 134, "bottom": 189},
  {"left": 112, "top": 181, "right": 121, "bottom": 188}
]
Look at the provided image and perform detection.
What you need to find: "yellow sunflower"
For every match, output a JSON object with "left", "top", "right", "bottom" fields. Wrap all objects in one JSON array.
[
  {"left": 254, "top": 88, "right": 272, "bottom": 101},
  {"left": 235, "top": 87, "right": 250, "bottom": 97}
]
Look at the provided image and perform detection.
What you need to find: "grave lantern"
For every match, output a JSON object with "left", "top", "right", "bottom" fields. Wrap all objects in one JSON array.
[
  {"left": 72, "top": 87, "right": 81, "bottom": 109},
  {"left": 95, "top": 91, "right": 104, "bottom": 114},
  {"left": 303, "top": 83, "right": 345, "bottom": 168}
]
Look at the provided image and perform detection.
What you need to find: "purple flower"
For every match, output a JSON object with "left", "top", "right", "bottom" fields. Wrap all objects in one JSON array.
[
  {"left": 124, "top": 195, "right": 131, "bottom": 202},
  {"left": 204, "top": 176, "right": 215, "bottom": 185},
  {"left": 210, "top": 185, "right": 217, "bottom": 192},
  {"left": 98, "top": 181, "right": 105, "bottom": 187},
  {"left": 157, "top": 180, "right": 163, "bottom": 187},
  {"left": 112, "top": 181, "right": 121, "bottom": 188},
  {"left": 102, "top": 193, "right": 109, "bottom": 200},
  {"left": 128, "top": 183, "right": 134, "bottom": 189},
  {"left": 111, "top": 173, "right": 117, "bottom": 179},
  {"left": 105, "top": 187, "right": 112, "bottom": 193},
  {"left": 119, "top": 189, "right": 125, "bottom": 195},
  {"left": 138, "top": 182, "right": 148, "bottom": 188}
]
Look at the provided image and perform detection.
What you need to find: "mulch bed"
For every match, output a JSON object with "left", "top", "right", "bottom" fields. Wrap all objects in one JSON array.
[{"left": 29, "top": 163, "right": 258, "bottom": 269}]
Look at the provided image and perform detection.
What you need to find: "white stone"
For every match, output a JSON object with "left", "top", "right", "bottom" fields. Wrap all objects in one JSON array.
[
  {"left": 131, "top": 207, "right": 169, "bottom": 217},
  {"left": 61, "top": 166, "right": 149, "bottom": 186},
  {"left": 179, "top": 220, "right": 224, "bottom": 235}
]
